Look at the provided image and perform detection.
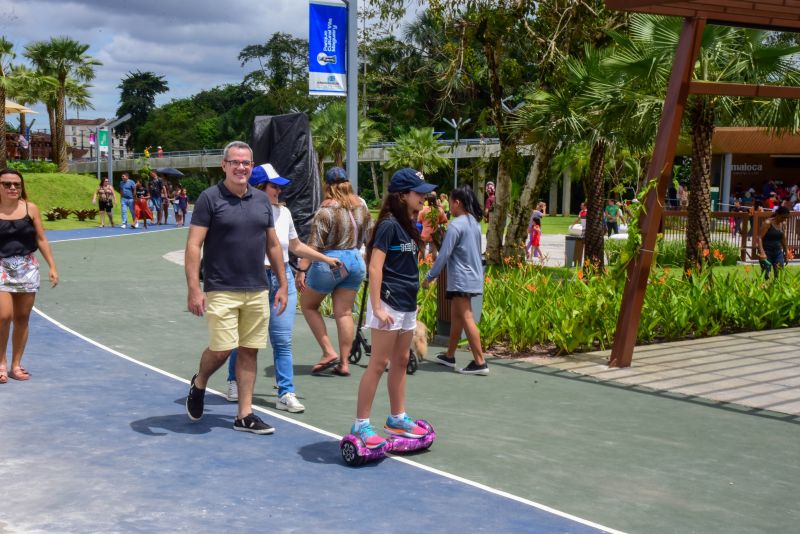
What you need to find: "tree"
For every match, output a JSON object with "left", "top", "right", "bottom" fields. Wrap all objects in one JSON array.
[
  {"left": 607, "top": 15, "right": 800, "bottom": 271},
  {"left": 116, "top": 70, "right": 169, "bottom": 148},
  {"left": 239, "top": 32, "right": 307, "bottom": 92},
  {"left": 25, "top": 37, "right": 100, "bottom": 172},
  {"left": 310, "top": 101, "right": 381, "bottom": 180},
  {"left": 0, "top": 36, "right": 15, "bottom": 168},
  {"left": 8, "top": 65, "right": 55, "bottom": 141},
  {"left": 386, "top": 127, "right": 450, "bottom": 173}
]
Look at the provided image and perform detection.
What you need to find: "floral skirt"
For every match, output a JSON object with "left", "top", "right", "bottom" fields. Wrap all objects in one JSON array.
[{"left": 0, "top": 254, "right": 40, "bottom": 293}]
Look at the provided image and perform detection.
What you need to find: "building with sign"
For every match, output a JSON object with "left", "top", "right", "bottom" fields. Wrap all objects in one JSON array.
[
  {"left": 678, "top": 127, "right": 800, "bottom": 207},
  {"left": 64, "top": 119, "right": 130, "bottom": 160}
]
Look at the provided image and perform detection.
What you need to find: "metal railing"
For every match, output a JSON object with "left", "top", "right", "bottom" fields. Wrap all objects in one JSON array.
[{"left": 662, "top": 210, "right": 800, "bottom": 260}]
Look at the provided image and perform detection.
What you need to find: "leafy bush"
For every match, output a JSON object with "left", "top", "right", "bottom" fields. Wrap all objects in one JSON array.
[
  {"left": 72, "top": 209, "right": 98, "bottom": 221},
  {"left": 180, "top": 176, "right": 208, "bottom": 202},
  {"left": 52, "top": 207, "right": 71, "bottom": 220},
  {"left": 416, "top": 260, "right": 800, "bottom": 354},
  {"left": 8, "top": 160, "right": 59, "bottom": 174},
  {"left": 606, "top": 238, "right": 738, "bottom": 267}
]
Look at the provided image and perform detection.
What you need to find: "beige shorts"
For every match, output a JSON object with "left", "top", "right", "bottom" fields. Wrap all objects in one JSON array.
[{"left": 205, "top": 290, "right": 270, "bottom": 351}]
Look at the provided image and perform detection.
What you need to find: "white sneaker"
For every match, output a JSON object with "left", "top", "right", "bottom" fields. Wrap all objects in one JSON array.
[
  {"left": 226, "top": 380, "right": 238, "bottom": 402},
  {"left": 276, "top": 392, "right": 305, "bottom": 413},
  {"left": 133, "top": 223, "right": 139, "bottom": 229},
  {"left": 120, "top": 224, "right": 126, "bottom": 229}
]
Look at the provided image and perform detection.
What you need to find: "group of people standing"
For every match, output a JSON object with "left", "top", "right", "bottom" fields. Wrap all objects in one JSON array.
[
  {"left": 94, "top": 172, "right": 188, "bottom": 229},
  {"left": 183, "top": 141, "right": 487, "bottom": 448}
]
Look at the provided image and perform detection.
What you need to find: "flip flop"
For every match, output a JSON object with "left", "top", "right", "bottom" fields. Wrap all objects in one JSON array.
[
  {"left": 331, "top": 365, "right": 350, "bottom": 377},
  {"left": 311, "top": 357, "right": 340, "bottom": 376},
  {"left": 9, "top": 367, "right": 30, "bottom": 381},
  {"left": 0, "top": 367, "right": 7, "bottom": 384}
]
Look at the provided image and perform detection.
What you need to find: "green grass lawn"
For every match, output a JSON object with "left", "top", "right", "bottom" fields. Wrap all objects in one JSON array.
[{"left": 24, "top": 172, "right": 116, "bottom": 230}]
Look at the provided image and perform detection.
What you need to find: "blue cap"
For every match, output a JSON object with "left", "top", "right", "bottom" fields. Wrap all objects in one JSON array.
[
  {"left": 249, "top": 163, "right": 290, "bottom": 187},
  {"left": 388, "top": 168, "right": 437, "bottom": 194},
  {"left": 325, "top": 166, "right": 348, "bottom": 184}
]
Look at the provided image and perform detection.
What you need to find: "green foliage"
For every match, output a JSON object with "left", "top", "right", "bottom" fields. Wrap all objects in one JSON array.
[
  {"left": 606, "top": 238, "right": 739, "bottom": 267},
  {"left": 116, "top": 70, "right": 169, "bottom": 148},
  {"left": 417, "top": 260, "right": 800, "bottom": 354},
  {"left": 180, "top": 176, "right": 209, "bottom": 202},
  {"left": 8, "top": 160, "right": 58, "bottom": 173},
  {"left": 386, "top": 127, "right": 450, "bottom": 173}
]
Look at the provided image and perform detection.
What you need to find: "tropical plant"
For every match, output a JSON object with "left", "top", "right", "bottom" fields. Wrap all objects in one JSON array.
[
  {"left": 24, "top": 37, "right": 101, "bottom": 172},
  {"left": 606, "top": 15, "right": 800, "bottom": 271},
  {"left": 310, "top": 100, "right": 381, "bottom": 179},
  {"left": 386, "top": 126, "right": 449, "bottom": 173}
]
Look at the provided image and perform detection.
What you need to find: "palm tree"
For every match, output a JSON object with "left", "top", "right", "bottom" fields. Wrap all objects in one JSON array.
[
  {"left": 25, "top": 37, "right": 101, "bottom": 172},
  {"left": 386, "top": 127, "right": 450, "bottom": 174},
  {"left": 310, "top": 100, "right": 381, "bottom": 182},
  {"left": 0, "top": 37, "right": 16, "bottom": 168},
  {"left": 606, "top": 15, "right": 800, "bottom": 270},
  {"left": 511, "top": 47, "right": 651, "bottom": 269},
  {"left": 7, "top": 65, "right": 53, "bottom": 143}
]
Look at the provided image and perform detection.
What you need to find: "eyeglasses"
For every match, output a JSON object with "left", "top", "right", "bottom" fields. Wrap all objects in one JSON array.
[
  {"left": 224, "top": 160, "right": 253, "bottom": 167},
  {"left": 1, "top": 181, "right": 22, "bottom": 189}
]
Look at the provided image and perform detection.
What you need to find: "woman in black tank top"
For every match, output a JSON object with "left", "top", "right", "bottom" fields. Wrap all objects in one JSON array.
[
  {"left": 0, "top": 169, "right": 59, "bottom": 383},
  {"left": 758, "top": 206, "right": 790, "bottom": 280}
]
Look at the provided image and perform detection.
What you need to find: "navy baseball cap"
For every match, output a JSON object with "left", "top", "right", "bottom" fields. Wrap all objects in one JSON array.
[
  {"left": 388, "top": 168, "right": 437, "bottom": 194},
  {"left": 325, "top": 166, "right": 348, "bottom": 184},
  {"left": 249, "top": 163, "right": 290, "bottom": 187}
]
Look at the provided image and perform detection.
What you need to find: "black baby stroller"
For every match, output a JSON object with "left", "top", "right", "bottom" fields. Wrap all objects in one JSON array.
[{"left": 349, "top": 280, "right": 419, "bottom": 375}]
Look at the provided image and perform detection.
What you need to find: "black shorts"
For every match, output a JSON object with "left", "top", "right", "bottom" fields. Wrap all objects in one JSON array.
[
  {"left": 98, "top": 200, "right": 113, "bottom": 213},
  {"left": 446, "top": 291, "right": 481, "bottom": 299}
]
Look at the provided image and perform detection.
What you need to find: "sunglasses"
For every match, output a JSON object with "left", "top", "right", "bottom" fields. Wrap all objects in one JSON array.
[{"left": 1, "top": 181, "right": 22, "bottom": 189}]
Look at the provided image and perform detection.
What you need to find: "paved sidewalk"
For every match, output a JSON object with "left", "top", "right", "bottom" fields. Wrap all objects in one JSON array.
[{"left": 522, "top": 328, "right": 800, "bottom": 417}]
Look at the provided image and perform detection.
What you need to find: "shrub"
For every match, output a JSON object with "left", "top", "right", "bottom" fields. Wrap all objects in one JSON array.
[
  {"left": 180, "top": 176, "right": 208, "bottom": 202},
  {"left": 8, "top": 160, "right": 59, "bottom": 174},
  {"left": 52, "top": 207, "right": 71, "bottom": 220},
  {"left": 72, "top": 209, "right": 98, "bottom": 221},
  {"left": 417, "top": 260, "right": 800, "bottom": 354},
  {"left": 606, "top": 237, "right": 738, "bottom": 267}
]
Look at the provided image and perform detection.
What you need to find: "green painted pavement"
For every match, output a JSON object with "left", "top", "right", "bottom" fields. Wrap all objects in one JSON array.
[{"left": 36, "top": 230, "right": 800, "bottom": 534}]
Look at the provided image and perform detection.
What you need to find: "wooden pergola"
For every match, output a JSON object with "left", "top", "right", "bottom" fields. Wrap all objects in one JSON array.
[{"left": 605, "top": 1, "right": 800, "bottom": 367}]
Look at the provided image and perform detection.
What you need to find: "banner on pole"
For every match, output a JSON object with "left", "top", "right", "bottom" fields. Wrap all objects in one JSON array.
[
  {"left": 308, "top": 0, "right": 347, "bottom": 97},
  {"left": 98, "top": 129, "right": 108, "bottom": 153}
]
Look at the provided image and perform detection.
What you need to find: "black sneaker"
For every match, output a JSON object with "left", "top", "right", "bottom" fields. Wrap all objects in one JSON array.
[
  {"left": 233, "top": 413, "right": 275, "bottom": 435},
  {"left": 435, "top": 353, "right": 456, "bottom": 368},
  {"left": 458, "top": 361, "right": 489, "bottom": 376},
  {"left": 186, "top": 373, "right": 205, "bottom": 421}
]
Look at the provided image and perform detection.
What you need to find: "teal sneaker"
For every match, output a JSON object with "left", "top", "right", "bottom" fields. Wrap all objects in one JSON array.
[
  {"left": 384, "top": 415, "right": 427, "bottom": 439},
  {"left": 352, "top": 422, "right": 387, "bottom": 449}
]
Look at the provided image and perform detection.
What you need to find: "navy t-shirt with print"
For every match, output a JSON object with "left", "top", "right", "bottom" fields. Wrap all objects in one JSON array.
[{"left": 372, "top": 216, "right": 419, "bottom": 312}]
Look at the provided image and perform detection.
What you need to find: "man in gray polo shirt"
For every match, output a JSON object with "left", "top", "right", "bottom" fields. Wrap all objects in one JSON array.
[{"left": 184, "top": 140, "right": 288, "bottom": 435}]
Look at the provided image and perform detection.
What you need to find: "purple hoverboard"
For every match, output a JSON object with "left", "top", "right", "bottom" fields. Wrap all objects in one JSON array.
[{"left": 340, "top": 420, "right": 436, "bottom": 466}]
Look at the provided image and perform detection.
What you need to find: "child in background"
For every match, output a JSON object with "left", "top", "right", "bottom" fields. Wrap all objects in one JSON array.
[
  {"left": 350, "top": 168, "right": 437, "bottom": 449},
  {"left": 526, "top": 217, "right": 542, "bottom": 260}
]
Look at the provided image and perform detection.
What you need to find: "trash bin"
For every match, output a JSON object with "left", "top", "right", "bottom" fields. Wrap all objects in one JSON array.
[{"left": 565, "top": 235, "right": 584, "bottom": 268}]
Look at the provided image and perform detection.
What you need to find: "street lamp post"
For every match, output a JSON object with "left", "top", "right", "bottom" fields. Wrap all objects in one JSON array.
[{"left": 444, "top": 117, "right": 471, "bottom": 189}]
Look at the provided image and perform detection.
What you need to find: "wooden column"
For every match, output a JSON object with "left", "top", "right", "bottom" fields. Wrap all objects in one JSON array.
[{"left": 609, "top": 17, "right": 706, "bottom": 368}]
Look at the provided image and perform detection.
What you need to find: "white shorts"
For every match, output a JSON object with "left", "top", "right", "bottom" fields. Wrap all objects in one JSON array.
[{"left": 366, "top": 299, "right": 416, "bottom": 332}]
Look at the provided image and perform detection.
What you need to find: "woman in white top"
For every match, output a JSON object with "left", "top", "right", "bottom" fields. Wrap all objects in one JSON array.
[{"left": 226, "top": 164, "right": 340, "bottom": 413}]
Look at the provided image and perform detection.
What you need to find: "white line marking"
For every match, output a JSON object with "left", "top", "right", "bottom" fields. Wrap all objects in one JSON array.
[
  {"left": 48, "top": 226, "right": 186, "bottom": 243},
  {"left": 33, "top": 306, "right": 625, "bottom": 534}
]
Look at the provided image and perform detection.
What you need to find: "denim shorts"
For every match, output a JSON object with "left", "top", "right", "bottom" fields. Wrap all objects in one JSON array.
[{"left": 306, "top": 248, "right": 366, "bottom": 293}]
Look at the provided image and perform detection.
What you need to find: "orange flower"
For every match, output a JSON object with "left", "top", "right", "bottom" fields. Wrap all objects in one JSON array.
[
  {"left": 703, "top": 248, "right": 710, "bottom": 258},
  {"left": 744, "top": 265, "right": 751, "bottom": 274},
  {"left": 526, "top": 283, "right": 537, "bottom": 292},
  {"left": 485, "top": 276, "right": 492, "bottom": 284},
  {"left": 577, "top": 270, "right": 584, "bottom": 280}
]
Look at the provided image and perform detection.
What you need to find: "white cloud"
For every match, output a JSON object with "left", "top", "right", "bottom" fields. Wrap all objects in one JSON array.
[{"left": 0, "top": 0, "right": 309, "bottom": 128}]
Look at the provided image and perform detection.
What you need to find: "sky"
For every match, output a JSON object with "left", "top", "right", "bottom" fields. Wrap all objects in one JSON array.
[{"left": 0, "top": 0, "right": 316, "bottom": 131}]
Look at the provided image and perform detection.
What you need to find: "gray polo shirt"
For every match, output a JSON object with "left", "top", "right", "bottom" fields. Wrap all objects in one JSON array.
[
  {"left": 425, "top": 214, "right": 484, "bottom": 293},
  {"left": 191, "top": 182, "right": 274, "bottom": 292}
]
